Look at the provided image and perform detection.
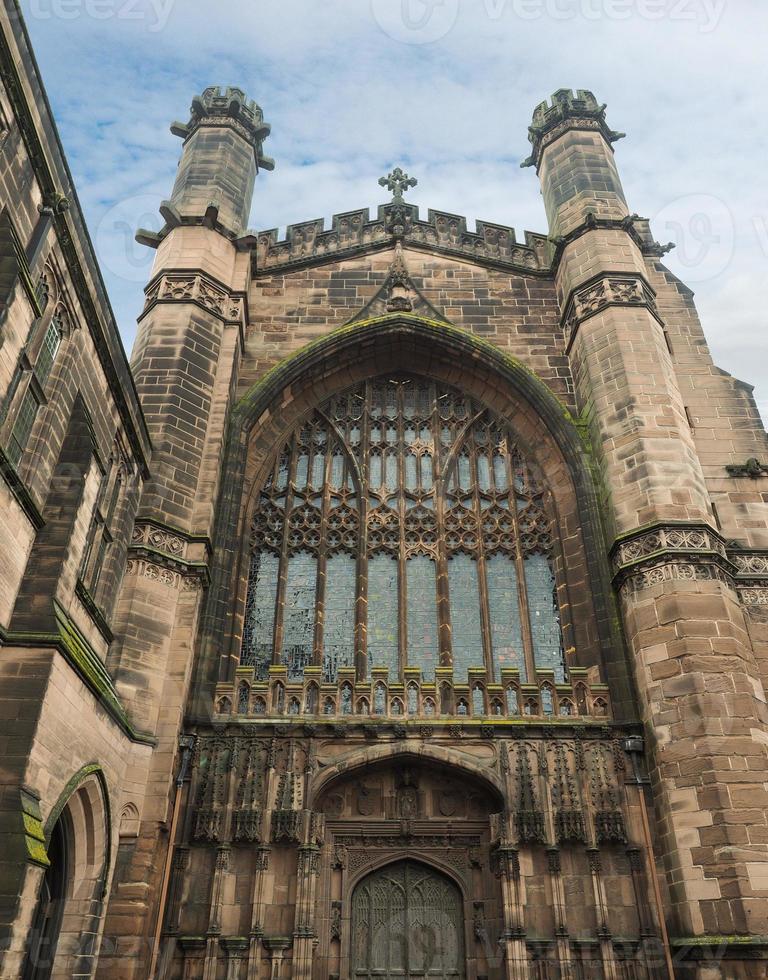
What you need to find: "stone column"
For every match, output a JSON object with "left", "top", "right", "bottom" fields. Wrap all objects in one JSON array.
[{"left": 526, "top": 90, "right": 768, "bottom": 946}]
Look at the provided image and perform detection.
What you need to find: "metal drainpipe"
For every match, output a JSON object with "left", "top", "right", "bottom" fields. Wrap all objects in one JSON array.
[
  {"left": 148, "top": 734, "right": 196, "bottom": 979},
  {"left": 624, "top": 736, "right": 675, "bottom": 980}
]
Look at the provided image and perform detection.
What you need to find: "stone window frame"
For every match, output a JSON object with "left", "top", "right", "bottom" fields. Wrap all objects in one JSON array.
[
  {"left": 78, "top": 439, "right": 131, "bottom": 609},
  {"left": 240, "top": 373, "right": 568, "bottom": 686},
  {"left": 1, "top": 259, "right": 74, "bottom": 473}
]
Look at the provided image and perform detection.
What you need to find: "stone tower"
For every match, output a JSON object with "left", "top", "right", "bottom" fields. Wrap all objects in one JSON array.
[
  {"left": 97, "top": 86, "right": 274, "bottom": 972},
  {"left": 526, "top": 88, "right": 768, "bottom": 942},
  {"left": 2, "top": 4, "right": 768, "bottom": 975}
]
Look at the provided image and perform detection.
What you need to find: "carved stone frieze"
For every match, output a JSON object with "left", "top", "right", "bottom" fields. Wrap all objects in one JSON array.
[
  {"left": 731, "top": 552, "right": 768, "bottom": 577},
  {"left": 562, "top": 273, "right": 659, "bottom": 349},
  {"left": 612, "top": 524, "right": 725, "bottom": 572},
  {"left": 609, "top": 523, "right": 760, "bottom": 597},
  {"left": 741, "top": 588, "right": 768, "bottom": 606},
  {"left": 127, "top": 520, "right": 210, "bottom": 588},
  {"left": 142, "top": 270, "right": 245, "bottom": 323},
  {"left": 621, "top": 560, "right": 730, "bottom": 595},
  {"left": 335, "top": 833, "right": 480, "bottom": 851},
  {"left": 132, "top": 521, "right": 185, "bottom": 556},
  {"left": 124, "top": 558, "right": 182, "bottom": 589}
]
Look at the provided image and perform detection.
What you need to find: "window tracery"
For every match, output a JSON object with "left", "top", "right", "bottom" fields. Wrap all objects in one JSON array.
[{"left": 241, "top": 375, "right": 565, "bottom": 685}]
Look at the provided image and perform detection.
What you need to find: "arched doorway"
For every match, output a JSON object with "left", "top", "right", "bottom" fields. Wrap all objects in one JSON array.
[
  {"left": 22, "top": 769, "right": 111, "bottom": 980},
  {"left": 22, "top": 812, "right": 71, "bottom": 980},
  {"left": 351, "top": 861, "right": 465, "bottom": 980}
]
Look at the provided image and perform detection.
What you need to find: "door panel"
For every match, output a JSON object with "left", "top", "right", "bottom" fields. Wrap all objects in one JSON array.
[{"left": 351, "top": 861, "right": 464, "bottom": 980}]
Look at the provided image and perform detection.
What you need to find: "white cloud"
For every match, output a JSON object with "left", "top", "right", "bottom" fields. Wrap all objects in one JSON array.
[{"left": 20, "top": 0, "right": 768, "bottom": 421}]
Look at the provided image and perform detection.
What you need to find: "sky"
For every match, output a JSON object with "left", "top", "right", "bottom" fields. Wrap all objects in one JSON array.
[{"left": 19, "top": 0, "right": 768, "bottom": 423}]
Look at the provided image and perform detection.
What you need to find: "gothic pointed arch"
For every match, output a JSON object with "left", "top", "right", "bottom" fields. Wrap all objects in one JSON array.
[
  {"left": 309, "top": 742, "right": 505, "bottom": 809},
  {"left": 350, "top": 859, "right": 466, "bottom": 980},
  {"left": 23, "top": 767, "right": 111, "bottom": 980},
  {"left": 196, "top": 313, "right": 631, "bottom": 718}
]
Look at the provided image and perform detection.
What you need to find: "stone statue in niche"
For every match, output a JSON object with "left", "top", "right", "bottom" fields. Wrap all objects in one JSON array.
[
  {"left": 331, "top": 901, "right": 342, "bottom": 940},
  {"left": 396, "top": 767, "right": 419, "bottom": 819}
]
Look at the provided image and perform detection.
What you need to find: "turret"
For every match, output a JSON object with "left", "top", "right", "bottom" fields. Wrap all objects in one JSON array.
[
  {"left": 525, "top": 91, "right": 768, "bottom": 945},
  {"left": 147, "top": 86, "right": 274, "bottom": 241},
  {"left": 522, "top": 88, "right": 626, "bottom": 237}
]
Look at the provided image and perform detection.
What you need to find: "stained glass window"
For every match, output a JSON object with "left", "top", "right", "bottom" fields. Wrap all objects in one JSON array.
[{"left": 240, "top": 375, "right": 565, "bottom": 683}]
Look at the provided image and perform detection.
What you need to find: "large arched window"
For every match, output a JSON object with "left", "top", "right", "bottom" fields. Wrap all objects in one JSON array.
[{"left": 241, "top": 376, "right": 565, "bottom": 684}]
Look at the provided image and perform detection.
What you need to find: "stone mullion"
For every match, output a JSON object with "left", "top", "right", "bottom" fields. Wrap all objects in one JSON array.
[
  {"left": 272, "top": 435, "right": 299, "bottom": 664},
  {"left": 311, "top": 440, "right": 332, "bottom": 670},
  {"left": 498, "top": 753, "right": 527, "bottom": 980},
  {"left": 496, "top": 849, "right": 527, "bottom": 980},
  {"left": 163, "top": 846, "right": 190, "bottom": 936},
  {"left": 396, "top": 384, "right": 408, "bottom": 675},
  {"left": 433, "top": 390, "right": 453, "bottom": 670},
  {"left": 625, "top": 846, "right": 656, "bottom": 947},
  {"left": 472, "top": 426, "right": 494, "bottom": 679},
  {"left": 505, "top": 449, "right": 536, "bottom": 682},
  {"left": 356, "top": 394, "right": 371, "bottom": 681}
]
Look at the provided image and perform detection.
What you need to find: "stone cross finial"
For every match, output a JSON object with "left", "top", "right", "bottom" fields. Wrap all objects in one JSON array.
[{"left": 379, "top": 167, "right": 417, "bottom": 203}]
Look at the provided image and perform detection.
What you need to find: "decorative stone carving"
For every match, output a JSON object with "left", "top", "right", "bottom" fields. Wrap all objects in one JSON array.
[
  {"left": 255, "top": 205, "right": 545, "bottom": 273},
  {"left": 522, "top": 89, "right": 625, "bottom": 170},
  {"left": 356, "top": 784, "right": 376, "bottom": 816},
  {"left": 330, "top": 901, "right": 342, "bottom": 940},
  {"left": 438, "top": 790, "right": 459, "bottom": 817},
  {"left": 726, "top": 458, "right": 768, "bottom": 478},
  {"left": 612, "top": 524, "right": 725, "bottom": 572},
  {"left": 561, "top": 273, "right": 659, "bottom": 348},
  {"left": 142, "top": 271, "right": 245, "bottom": 323}
]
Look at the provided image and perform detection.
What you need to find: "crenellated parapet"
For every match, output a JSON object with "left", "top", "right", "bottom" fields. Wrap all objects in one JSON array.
[
  {"left": 253, "top": 203, "right": 550, "bottom": 274},
  {"left": 522, "top": 88, "right": 625, "bottom": 171}
]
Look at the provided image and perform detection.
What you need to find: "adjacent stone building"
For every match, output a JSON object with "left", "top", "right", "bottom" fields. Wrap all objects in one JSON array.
[{"left": 1, "top": 2, "right": 768, "bottom": 978}]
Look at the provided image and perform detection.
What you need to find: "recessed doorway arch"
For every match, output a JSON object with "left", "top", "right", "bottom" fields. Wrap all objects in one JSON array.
[{"left": 350, "top": 859, "right": 466, "bottom": 980}]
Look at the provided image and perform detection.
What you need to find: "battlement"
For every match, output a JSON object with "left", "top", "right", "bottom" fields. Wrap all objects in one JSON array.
[
  {"left": 530, "top": 88, "right": 603, "bottom": 130},
  {"left": 522, "top": 88, "right": 625, "bottom": 170},
  {"left": 170, "top": 85, "right": 274, "bottom": 171},
  {"left": 253, "top": 202, "right": 551, "bottom": 273}
]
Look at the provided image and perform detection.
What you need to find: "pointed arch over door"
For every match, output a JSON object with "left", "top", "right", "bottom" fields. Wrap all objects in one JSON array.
[{"left": 351, "top": 860, "right": 465, "bottom": 980}]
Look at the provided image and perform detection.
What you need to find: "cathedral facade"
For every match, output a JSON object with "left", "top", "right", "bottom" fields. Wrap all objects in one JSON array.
[{"left": 2, "top": 4, "right": 768, "bottom": 979}]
